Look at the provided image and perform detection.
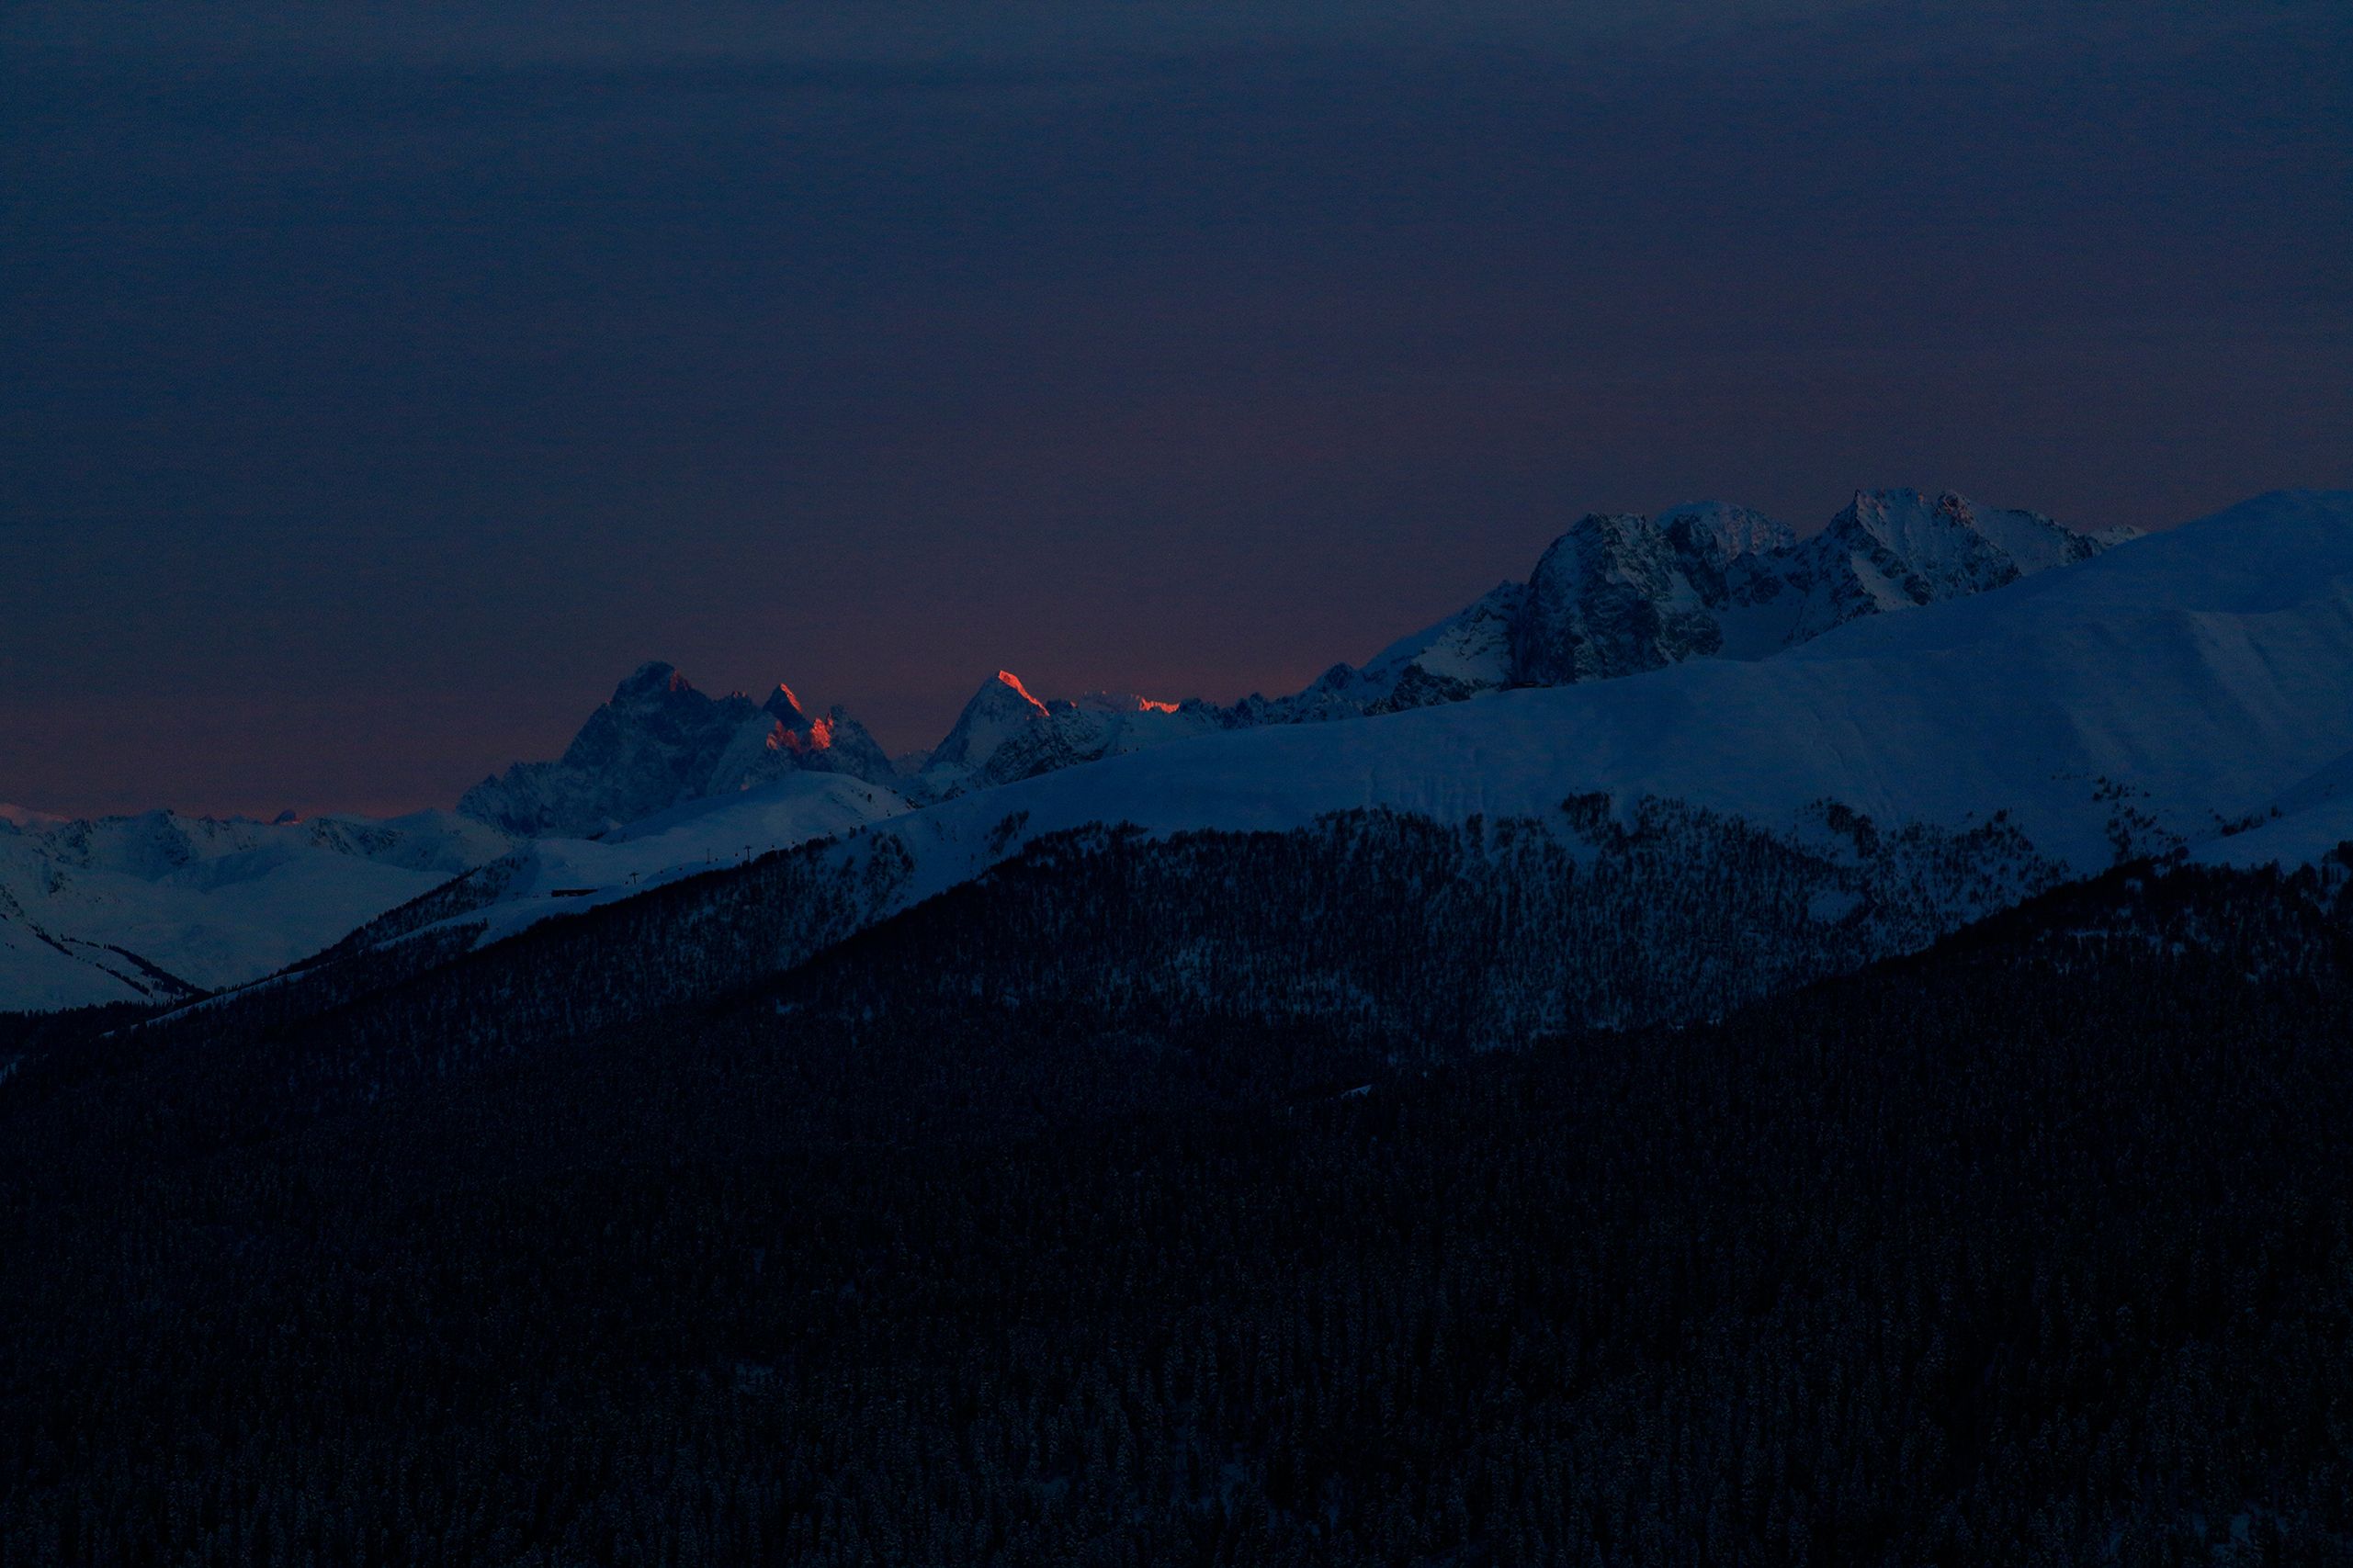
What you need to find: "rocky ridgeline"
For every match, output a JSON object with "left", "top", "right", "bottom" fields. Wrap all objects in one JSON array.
[
  {"left": 458, "top": 488, "right": 2137, "bottom": 835},
  {"left": 458, "top": 666, "right": 899, "bottom": 838}
]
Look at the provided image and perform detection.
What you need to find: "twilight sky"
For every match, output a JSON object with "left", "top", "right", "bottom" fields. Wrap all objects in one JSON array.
[{"left": 4, "top": 1, "right": 2347, "bottom": 817}]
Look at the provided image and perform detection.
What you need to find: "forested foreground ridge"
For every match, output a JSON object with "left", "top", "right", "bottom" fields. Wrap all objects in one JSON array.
[
  {"left": 3, "top": 836, "right": 2351, "bottom": 1565},
  {"left": 113, "top": 798, "right": 2065, "bottom": 1112}
]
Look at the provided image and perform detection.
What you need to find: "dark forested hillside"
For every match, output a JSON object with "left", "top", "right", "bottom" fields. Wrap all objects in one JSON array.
[
  {"left": 2, "top": 838, "right": 2350, "bottom": 1565},
  {"left": 68, "top": 799, "right": 2063, "bottom": 1153}
]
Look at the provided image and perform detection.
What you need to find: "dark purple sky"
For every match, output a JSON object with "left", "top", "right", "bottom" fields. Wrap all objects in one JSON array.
[{"left": 4, "top": 2, "right": 2347, "bottom": 817}]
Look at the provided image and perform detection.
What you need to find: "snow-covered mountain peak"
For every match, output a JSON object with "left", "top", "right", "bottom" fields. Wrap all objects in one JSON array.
[
  {"left": 610, "top": 660, "right": 696, "bottom": 706},
  {"left": 459, "top": 663, "right": 900, "bottom": 838},
  {"left": 1209, "top": 487, "right": 2126, "bottom": 734},
  {"left": 926, "top": 671, "right": 1058, "bottom": 775},
  {"left": 1716, "top": 486, "right": 2139, "bottom": 655},
  {"left": 1071, "top": 691, "right": 1185, "bottom": 716},
  {"left": 1825, "top": 487, "right": 2121, "bottom": 583},
  {"left": 458, "top": 489, "right": 2145, "bottom": 830},
  {"left": 993, "top": 670, "right": 1048, "bottom": 710},
  {"left": 1656, "top": 502, "right": 1796, "bottom": 565},
  {"left": 864, "top": 487, "right": 2353, "bottom": 919},
  {"left": 1511, "top": 512, "right": 1724, "bottom": 684},
  {"left": 1829, "top": 488, "right": 2010, "bottom": 581},
  {"left": 763, "top": 682, "right": 810, "bottom": 728},
  {"left": 905, "top": 670, "right": 1233, "bottom": 797}
]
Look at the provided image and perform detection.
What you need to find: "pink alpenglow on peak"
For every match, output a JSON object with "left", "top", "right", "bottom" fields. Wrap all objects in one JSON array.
[{"left": 458, "top": 665, "right": 901, "bottom": 838}]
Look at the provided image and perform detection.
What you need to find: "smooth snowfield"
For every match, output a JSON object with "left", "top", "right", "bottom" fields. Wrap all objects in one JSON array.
[
  {"left": 453, "top": 772, "right": 910, "bottom": 946},
  {"left": 0, "top": 810, "right": 512, "bottom": 1010}
]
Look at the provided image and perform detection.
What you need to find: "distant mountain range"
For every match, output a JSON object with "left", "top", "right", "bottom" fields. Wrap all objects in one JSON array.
[
  {"left": 456, "top": 670, "right": 899, "bottom": 839},
  {"left": 0, "top": 809, "right": 506, "bottom": 1010},
  {"left": 14, "top": 484, "right": 2353, "bottom": 1019},
  {"left": 458, "top": 487, "right": 2144, "bottom": 835}
]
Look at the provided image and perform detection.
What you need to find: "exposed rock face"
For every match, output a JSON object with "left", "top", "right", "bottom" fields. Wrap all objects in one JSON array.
[
  {"left": 922, "top": 671, "right": 1054, "bottom": 782},
  {"left": 707, "top": 684, "right": 899, "bottom": 799},
  {"left": 916, "top": 673, "right": 1226, "bottom": 797},
  {"left": 1741, "top": 490, "right": 2117, "bottom": 651},
  {"left": 1510, "top": 513, "right": 1725, "bottom": 685},
  {"left": 460, "top": 663, "right": 900, "bottom": 838},
  {"left": 1659, "top": 501, "right": 1799, "bottom": 567},
  {"left": 1191, "top": 489, "right": 2137, "bottom": 733},
  {"left": 1508, "top": 489, "right": 2137, "bottom": 685},
  {"left": 462, "top": 491, "right": 2142, "bottom": 823}
]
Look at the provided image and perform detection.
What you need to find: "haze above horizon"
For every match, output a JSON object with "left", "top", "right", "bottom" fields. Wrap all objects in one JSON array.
[{"left": 4, "top": 0, "right": 2347, "bottom": 817}]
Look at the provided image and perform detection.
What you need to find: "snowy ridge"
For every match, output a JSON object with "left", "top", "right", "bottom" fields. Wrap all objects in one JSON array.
[
  {"left": 1229, "top": 487, "right": 2131, "bottom": 722},
  {"left": 0, "top": 487, "right": 2310, "bottom": 1016},
  {"left": 855, "top": 490, "right": 2349, "bottom": 908},
  {"left": 911, "top": 672, "right": 1227, "bottom": 797},
  {"left": 447, "top": 488, "right": 2127, "bottom": 824},
  {"left": 0, "top": 809, "right": 513, "bottom": 1010},
  {"left": 367, "top": 490, "right": 2353, "bottom": 978},
  {"left": 390, "top": 773, "right": 911, "bottom": 953}
]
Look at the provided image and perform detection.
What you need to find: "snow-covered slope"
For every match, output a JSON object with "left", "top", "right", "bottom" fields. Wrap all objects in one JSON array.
[
  {"left": 348, "top": 772, "right": 913, "bottom": 956},
  {"left": 0, "top": 809, "right": 513, "bottom": 1010},
  {"left": 3, "top": 672, "right": 917, "bottom": 1012},
  {"left": 503, "top": 490, "right": 2120, "bottom": 817},
  {"left": 93, "top": 773, "right": 914, "bottom": 1021},
  {"left": 859, "top": 490, "right": 2351, "bottom": 902},
  {"left": 365, "top": 490, "right": 2350, "bottom": 976}
]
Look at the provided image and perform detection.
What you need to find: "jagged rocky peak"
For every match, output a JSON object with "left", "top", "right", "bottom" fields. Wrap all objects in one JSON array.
[
  {"left": 1510, "top": 512, "right": 1729, "bottom": 685},
  {"left": 456, "top": 488, "right": 2144, "bottom": 836},
  {"left": 458, "top": 662, "right": 902, "bottom": 838},
  {"left": 1756, "top": 487, "right": 2141, "bottom": 649},
  {"left": 928, "top": 671, "right": 1053, "bottom": 773},
  {"left": 1830, "top": 488, "right": 2123, "bottom": 582},
  {"left": 611, "top": 659, "right": 696, "bottom": 703},
  {"left": 1824, "top": 489, "right": 2025, "bottom": 596},
  {"left": 910, "top": 670, "right": 1229, "bottom": 798},
  {"left": 1503, "top": 488, "right": 2142, "bottom": 684},
  {"left": 1657, "top": 501, "right": 1797, "bottom": 565},
  {"left": 762, "top": 682, "right": 810, "bottom": 728},
  {"left": 1260, "top": 488, "right": 2134, "bottom": 713}
]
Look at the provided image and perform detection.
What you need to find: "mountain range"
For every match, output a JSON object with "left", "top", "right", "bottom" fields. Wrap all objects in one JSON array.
[
  {"left": 13, "top": 479, "right": 2353, "bottom": 1561},
  {"left": 455, "top": 486, "right": 2143, "bottom": 835},
  {"left": 11, "top": 484, "right": 2350, "bottom": 1019}
]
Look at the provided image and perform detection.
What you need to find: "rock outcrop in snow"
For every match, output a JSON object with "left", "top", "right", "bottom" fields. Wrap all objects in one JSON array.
[
  {"left": 878, "top": 488, "right": 2138, "bottom": 801},
  {"left": 914, "top": 672, "right": 1227, "bottom": 797},
  {"left": 282, "top": 489, "right": 2353, "bottom": 1046},
  {"left": 453, "top": 490, "right": 2132, "bottom": 823},
  {"left": 1297, "top": 488, "right": 2136, "bottom": 707},
  {"left": 459, "top": 662, "right": 900, "bottom": 838},
  {"left": 882, "top": 490, "right": 2347, "bottom": 897}
]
